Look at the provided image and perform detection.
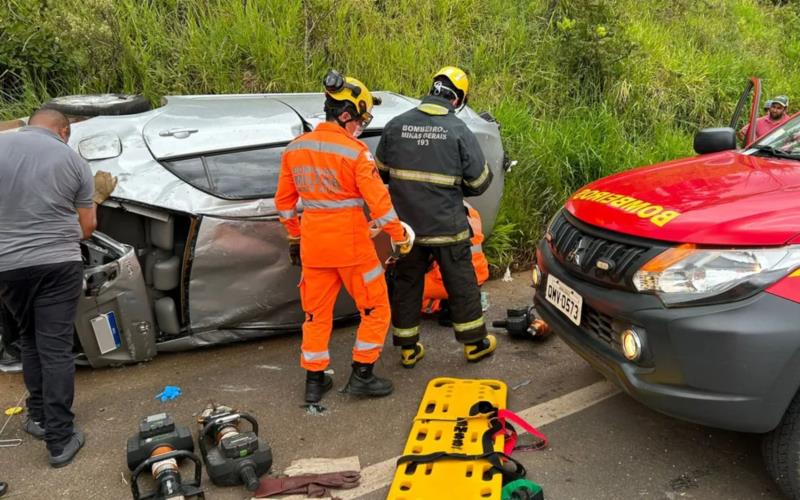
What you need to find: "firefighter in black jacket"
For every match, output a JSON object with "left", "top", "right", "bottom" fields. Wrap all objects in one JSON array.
[{"left": 376, "top": 66, "right": 495, "bottom": 368}]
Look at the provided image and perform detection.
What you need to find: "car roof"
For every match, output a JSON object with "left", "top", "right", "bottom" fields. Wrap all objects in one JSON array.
[{"left": 144, "top": 92, "right": 417, "bottom": 159}]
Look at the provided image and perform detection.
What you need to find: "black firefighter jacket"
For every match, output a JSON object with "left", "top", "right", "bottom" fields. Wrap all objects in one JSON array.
[{"left": 375, "top": 95, "right": 493, "bottom": 245}]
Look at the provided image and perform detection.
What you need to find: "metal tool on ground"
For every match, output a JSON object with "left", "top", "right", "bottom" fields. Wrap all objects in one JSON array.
[
  {"left": 493, "top": 307, "right": 549, "bottom": 340},
  {"left": 126, "top": 413, "right": 204, "bottom": 500},
  {"left": 196, "top": 404, "right": 272, "bottom": 492}
]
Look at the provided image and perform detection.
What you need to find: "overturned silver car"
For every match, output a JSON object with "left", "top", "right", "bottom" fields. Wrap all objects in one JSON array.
[{"left": 2, "top": 92, "right": 507, "bottom": 368}]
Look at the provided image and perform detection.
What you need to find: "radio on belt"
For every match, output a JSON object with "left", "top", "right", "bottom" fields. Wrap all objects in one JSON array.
[{"left": 90, "top": 311, "right": 122, "bottom": 354}]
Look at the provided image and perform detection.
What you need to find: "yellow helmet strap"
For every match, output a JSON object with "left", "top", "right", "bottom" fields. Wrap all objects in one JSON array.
[
  {"left": 431, "top": 77, "right": 464, "bottom": 106},
  {"left": 433, "top": 81, "right": 457, "bottom": 100},
  {"left": 324, "top": 98, "right": 355, "bottom": 126}
]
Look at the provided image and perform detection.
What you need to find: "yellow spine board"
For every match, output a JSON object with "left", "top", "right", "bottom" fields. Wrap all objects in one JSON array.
[{"left": 388, "top": 377, "right": 508, "bottom": 500}]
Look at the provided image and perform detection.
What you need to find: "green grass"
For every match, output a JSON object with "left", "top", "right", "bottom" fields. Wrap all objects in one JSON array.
[{"left": 2, "top": 0, "right": 799, "bottom": 268}]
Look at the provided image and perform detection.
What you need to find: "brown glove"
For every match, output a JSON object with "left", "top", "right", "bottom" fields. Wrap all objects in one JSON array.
[
  {"left": 254, "top": 471, "right": 361, "bottom": 498},
  {"left": 93, "top": 171, "right": 118, "bottom": 204}
]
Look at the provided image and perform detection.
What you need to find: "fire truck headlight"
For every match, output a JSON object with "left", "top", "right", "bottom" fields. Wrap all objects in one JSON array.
[{"left": 633, "top": 244, "right": 800, "bottom": 306}]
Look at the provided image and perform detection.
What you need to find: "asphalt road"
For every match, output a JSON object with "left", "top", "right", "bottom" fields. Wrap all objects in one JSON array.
[{"left": 0, "top": 272, "right": 784, "bottom": 499}]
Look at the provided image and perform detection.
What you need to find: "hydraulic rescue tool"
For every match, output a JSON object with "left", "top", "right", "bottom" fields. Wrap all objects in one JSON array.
[
  {"left": 196, "top": 404, "right": 272, "bottom": 492},
  {"left": 493, "top": 307, "right": 549, "bottom": 340},
  {"left": 126, "top": 413, "right": 204, "bottom": 500}
]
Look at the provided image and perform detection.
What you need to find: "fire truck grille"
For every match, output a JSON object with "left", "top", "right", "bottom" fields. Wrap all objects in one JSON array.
[
  {"left": 547, "top": 211, "right": 655, "bottom": 291},
  {"left": 582, "top": 304, "right": 618, "bottom": 347}
]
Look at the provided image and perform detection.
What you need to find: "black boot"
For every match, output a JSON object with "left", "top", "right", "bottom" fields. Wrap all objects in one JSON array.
[
  {"left": 343, "top": 362, "right": 393, "bottom": 397},
  {"left": 305, "top": 370, "right": 333, "bottom": 403}
]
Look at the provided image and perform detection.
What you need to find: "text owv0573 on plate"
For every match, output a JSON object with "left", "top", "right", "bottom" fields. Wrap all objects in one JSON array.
[{"left": 545, "top": 274, "right": 582, "bottom": 326}]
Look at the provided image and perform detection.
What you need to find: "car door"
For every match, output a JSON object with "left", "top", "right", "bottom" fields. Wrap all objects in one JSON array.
[{"left": 729, "top": 77, "right": 762, "bottom": 147}]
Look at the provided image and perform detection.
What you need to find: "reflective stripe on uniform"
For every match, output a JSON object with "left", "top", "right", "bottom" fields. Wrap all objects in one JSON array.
[
  {"left": 389, "top": 167, "right": 461, "bottom": 186},
  {"left": 376, "top": 159, "right": 390, "bottom": 172},
  {"left": 285, "top": 140, "right": 361, "bottom": 160},
  {"left": 464, "top": 163, "right": 491, "bottom": 189},
  {"left": 416, "top": 229, "right": 471, "bottom": 245},
  {"left": 453, "top": 316, "right": 485, "bottom": 332},
  {"left": 302, "top": 350, "right": 330, "bottom": 361},
  {"left": 354, "top": 340, "right": 383, "bottom": 351},
  {"left": 417, "top": 103, "right": 450, "bottom": 116},
  {"left": 471, "top": 244, "right": 482, "bottom": 254},
  {"left": 372, "top": 207, "right": 398, "bottom": 228},
  {"left": 279, "top": 209, "right": 297, "bottom": 219},
  {"left": 393, "top": 325, "right": 420, "bottom": 337},
  {"left": 362, "top": 263, "right": 384, "bottom": 284},
  {"left": 303, "top": 198, "right": 364, "bottom": 209}
]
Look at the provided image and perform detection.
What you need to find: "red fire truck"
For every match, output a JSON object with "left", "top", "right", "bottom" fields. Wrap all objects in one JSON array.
[{"left": 534, "top": 78, "right": 800, "bottom": 497}]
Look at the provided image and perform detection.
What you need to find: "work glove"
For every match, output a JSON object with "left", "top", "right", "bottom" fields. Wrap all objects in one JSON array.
[
  {"left": 288, "top": 236, "right": 301, "bottom": 267},
  {"left": 254, "top": 471, "right": 361, "bottom": 497},
  {"left": 395, "top": 232, "right": 413, "bottom": 258},
  {"left": 387, "top": 222, "right": 415, "bottom": 264},
  {"left": 155, "top": 385, "right": 182, "bottom": 402},
  {"left": 93, "top": 170, "right": 118, "bottom": 205}
]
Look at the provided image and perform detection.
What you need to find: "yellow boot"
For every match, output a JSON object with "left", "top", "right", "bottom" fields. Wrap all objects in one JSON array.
[
  {"left": 464, "top": 335, "right": 497, "bottom": 363},
  {"left": 400, "top": 343, "right": 425, "bottom": 369}
]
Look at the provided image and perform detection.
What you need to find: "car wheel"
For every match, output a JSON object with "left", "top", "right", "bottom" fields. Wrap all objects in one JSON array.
[
  {"left": 41, "top": 94, "right": 151, "bottom": 117},
  {"left": 763, "top": 389, "right": 800, "bottom": 499}
]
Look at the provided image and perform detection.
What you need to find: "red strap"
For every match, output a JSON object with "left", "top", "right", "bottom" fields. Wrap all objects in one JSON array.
[{"left": 496, "top": 409, "right": 548, "bottom": 454}]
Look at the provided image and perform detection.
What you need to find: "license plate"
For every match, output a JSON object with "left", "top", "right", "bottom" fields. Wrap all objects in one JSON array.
[{"left": 545, "top": 274, "right": 583, "bottom": 326}]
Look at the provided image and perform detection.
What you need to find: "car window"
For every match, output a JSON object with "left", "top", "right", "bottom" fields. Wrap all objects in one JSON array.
[
  {"left": 752, "top": 116, "right": 800, "bottom": 157},
  {"left": 162, "top": 146, "right": 283, "bottom": 200},
  {"left": 360, "top": 134, "right": 381, "bottom": 154}
]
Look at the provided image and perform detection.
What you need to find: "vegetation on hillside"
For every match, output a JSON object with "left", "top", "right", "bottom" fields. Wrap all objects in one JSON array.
[{"left": 3, "top": 0, "right": 800, "bottom": 270}]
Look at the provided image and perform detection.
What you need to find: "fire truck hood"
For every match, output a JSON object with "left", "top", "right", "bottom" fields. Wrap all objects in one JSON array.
[{"left": 565, "top": 150, "right": 800, "bottom": 246}]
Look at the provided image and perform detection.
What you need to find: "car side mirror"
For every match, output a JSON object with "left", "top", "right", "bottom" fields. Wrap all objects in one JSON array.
[{"left": 693, "top": 127, "right": 737, "bottom": 155}]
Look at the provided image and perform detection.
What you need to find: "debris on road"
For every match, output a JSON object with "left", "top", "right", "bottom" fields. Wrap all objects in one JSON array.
[
  {"left": 155, "top": 385, "right": 182, "bottom": 402},
  {"left": 302, "top": 404, "right": 327, "bottom": 416},
  {"left": 255, "top": 365, "right": 283, "bottom": 371},
  {"left": 3, "top": 407, "right": 22, "bottom": 416},
  {"left": 512, "top": 379, "right": 532, "bottom": 391},
  {"left": 283, "top": 456, "right": 361, "bottom": 476}
]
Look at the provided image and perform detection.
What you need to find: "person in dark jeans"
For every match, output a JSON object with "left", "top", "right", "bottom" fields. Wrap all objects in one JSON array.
[
  {"left": 0, "top": 301, "right": 22, "bottom": 373},
  {"left": 0, "top": 108, "right": 117, "bottom": 468}
]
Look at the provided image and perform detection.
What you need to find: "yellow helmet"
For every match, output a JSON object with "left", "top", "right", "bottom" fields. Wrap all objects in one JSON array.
[
  {"left": 323, "top": 70, "right": 381, "bottom": 124},
  {"left": 433, "top": 66, "right": 469, "bottom": 101}
]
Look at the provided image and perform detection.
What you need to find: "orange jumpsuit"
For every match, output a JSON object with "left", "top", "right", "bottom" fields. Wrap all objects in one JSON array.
[
  {"left": 275, "top": 122, "right": 406, "bottom": 371},
  {"left": 422, "top": 204, "right": 489, "bottom": 314}
]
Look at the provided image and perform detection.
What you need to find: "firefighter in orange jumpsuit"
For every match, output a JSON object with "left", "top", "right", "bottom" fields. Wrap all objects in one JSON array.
[
  {"left": 275, "top": 71, "right": 412, "bottom": 403},
  {"left": 422, "top": 202, "right": 489, "bottom": 318}
]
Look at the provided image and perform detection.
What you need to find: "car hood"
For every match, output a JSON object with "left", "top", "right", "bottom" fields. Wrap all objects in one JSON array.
[{"left": 565, "top": 150, "right": 800, "bottom": 246}]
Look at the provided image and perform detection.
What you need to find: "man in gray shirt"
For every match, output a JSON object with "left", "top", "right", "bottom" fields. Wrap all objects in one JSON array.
[{"left": 0, "top": 108, "right": 116, "bottom": 467}]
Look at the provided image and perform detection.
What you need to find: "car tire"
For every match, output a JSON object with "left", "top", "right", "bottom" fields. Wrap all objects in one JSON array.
[
  {"left": 41, "top": 94, "right": 151, "bottom": 117},
  {"left": 763, "top": 389, "right": 800, "bottom": 499}
]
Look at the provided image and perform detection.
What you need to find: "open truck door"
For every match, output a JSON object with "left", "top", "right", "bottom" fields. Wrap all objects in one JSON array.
[{"left": 729, "top": 77, "right": 762, "bottom": 148}]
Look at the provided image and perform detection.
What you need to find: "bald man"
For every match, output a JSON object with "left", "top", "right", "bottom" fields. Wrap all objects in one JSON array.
[{"left": 0, "top": 108, "right": 116, "bottom": 468}]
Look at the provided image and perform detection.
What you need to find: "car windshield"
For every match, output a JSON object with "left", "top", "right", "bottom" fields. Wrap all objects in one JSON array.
[
  {"left": 161, "top": 146, "right": 283, "bottom": 200},
  {"left": 751, "top": 115, "right": 800, "bottom": 160}
]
